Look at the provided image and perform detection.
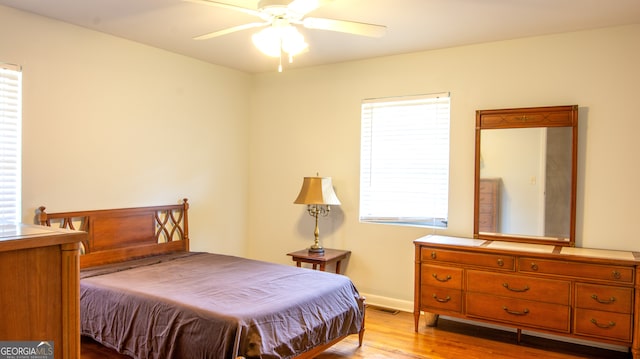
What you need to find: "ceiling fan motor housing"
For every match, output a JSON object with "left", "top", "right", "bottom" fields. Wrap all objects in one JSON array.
[{"left": 258, "top": 0, "right": 292, "bottom": 15}]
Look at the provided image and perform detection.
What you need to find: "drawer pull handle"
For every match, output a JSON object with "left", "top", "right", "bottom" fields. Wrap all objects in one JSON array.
[
  {"left": 590, "top": 318, "right": 616, "bottom": 329},
  {"left": 612, "top": 270, "right": 622, "bottom": 279},
  {"left": 530, "top": 263, "right": 539, "bottom": 271},
  {"left": 503, "top": 283, "right": 530, "bottom": 292},
  {"left": 432, "top": 294, "right": 451, "bottom": 303},
  {"left": 432, "top": 273, "right": 452, "bottom": 282},
  {"left": 591, "top": 294, "right": 616, "bottom": 304},
  {"left": 503, "top": 306, "right": 529, "bottom": 316},
  {"left": 497, "top": 259, "right": 504, "bottom": 267},
  {"left": 431, "top": 252, "right": 437, "bottom": 259}
]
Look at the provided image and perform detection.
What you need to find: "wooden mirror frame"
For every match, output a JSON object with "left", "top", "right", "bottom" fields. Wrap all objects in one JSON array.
[{"left": 473, "top": 105, "right": 578, "bottom": 246}]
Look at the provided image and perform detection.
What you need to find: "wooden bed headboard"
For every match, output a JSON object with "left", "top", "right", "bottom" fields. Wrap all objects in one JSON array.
[{"left": 38, "top": 199, "right": 189, "bottom": 268}]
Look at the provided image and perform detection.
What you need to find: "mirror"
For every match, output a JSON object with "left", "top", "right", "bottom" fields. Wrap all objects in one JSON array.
[{"left": 473, "top": 105, "right": 578, "bottom": 246}]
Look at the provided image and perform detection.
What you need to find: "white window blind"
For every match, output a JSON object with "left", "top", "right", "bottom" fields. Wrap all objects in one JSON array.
[
  {"left": 360, "top": 93, "right": 450, "bottom": 228},
  {"left": 0, "top": 63, "right": 22, "bottom": 223}
]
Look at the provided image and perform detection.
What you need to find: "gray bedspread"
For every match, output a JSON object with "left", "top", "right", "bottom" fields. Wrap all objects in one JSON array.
[{"left": 80, "top": 252, "right": 364, "bottom": 359}]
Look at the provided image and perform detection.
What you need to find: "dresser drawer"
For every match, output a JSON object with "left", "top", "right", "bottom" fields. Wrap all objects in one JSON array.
[
  {"left": 466, "top": 293, "right": 570, "bottom": 332},
  {"left": 478, "top": 213, "right": 495, "bottom": 231},
  {"left": 479, "top": 203, "right": 495, "bottom": 214},
  {"left": 519, "top": 258, "right": 634, "bottom": 284},
  {"left": 479, "top": 180, "right": 498, "bottom": 193},
  {"left": 421, "top": 264, "right": 462, "bottom": 289},
  {"left": 478, "top": 194, "right": 496, "bottom": 207},
  {"left": 467, "top": 270, "right": 569, "bottom": 305},
  {"left": 422, "top": 248, "right": 514, "bottom": 270},
  {"left": 574, "top": 308, "right": 632, "bottom": 342},
  {"left": 575, "top": 283, "right": 633, "bottom": 314},
  {"left": 420, "top": 285, "right": 462, "bottom": 313}
]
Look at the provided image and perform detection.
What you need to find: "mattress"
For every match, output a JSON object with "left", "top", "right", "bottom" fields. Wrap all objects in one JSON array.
[{"left": 80, "top": 252, "right": 363, "bottom": 358}]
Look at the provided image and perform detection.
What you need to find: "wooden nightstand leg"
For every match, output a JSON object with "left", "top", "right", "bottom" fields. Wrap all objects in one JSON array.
[
  {"left": 296, "top": 261, "right": 302, "bottom": 268},
  {"left": 335, "top": 260, "right": 342, "bottom": 274},
  {"left": 313, "top": 264, "right": 318, "bottom": 270},
  {"left": 319, "top": 263, "right": 326, "bottom": 271}
]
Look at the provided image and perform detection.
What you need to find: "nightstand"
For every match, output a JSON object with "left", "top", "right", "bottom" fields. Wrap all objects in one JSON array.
[{"left": 287, "top": 248, "right": 351, "bottom": 274}]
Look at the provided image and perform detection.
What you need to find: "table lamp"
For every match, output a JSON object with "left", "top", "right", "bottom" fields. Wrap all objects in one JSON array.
[{"left": 294, "top": 175, "right": 341, "bottom": 254}]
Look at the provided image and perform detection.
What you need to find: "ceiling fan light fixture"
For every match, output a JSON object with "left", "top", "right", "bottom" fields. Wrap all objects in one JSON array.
[
  {"left": 252, "top": 27, "right": 282, "bottom": 57},
  {"left": 252, "top": 24, "right": 308, "bottom": 58},
  {"left": 281, "top": 26, "right": 308, "bottom": 56}
]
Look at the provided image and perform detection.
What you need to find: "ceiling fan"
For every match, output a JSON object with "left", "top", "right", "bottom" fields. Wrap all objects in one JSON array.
[{"left": 185, "top": 0, "right": 387, "bottom": 71}]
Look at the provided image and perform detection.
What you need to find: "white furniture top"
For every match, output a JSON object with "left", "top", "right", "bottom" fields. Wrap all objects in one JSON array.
[{"left": 416, "top": 235, "right": 639, "bottom": 263}]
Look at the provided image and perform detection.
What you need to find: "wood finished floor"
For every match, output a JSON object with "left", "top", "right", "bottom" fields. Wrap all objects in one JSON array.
[{"left": 82, "top": 306, "right": 631, "bottom": 358}]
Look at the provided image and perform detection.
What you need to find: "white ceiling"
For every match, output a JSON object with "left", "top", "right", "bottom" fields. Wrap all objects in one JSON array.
[{"left": 1, "top": 0, "right": 639, "bottom": 73}]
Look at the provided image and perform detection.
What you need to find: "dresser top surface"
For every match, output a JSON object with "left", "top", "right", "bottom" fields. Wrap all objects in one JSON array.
[
  {"left": 0, "top": 223, "right": 60, "bottom": 240},
  {"left": 415, "top": 235, "right": 640, "bottom": 263},
  {"left": 0, "top": 223, "right": 84, "bottom": 251}
]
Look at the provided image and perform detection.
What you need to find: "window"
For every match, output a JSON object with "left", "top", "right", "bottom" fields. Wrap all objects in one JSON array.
[
  {"left": 359, "top": 93, "right": 450, "bottom": 228},
  {"left": 0, "top": 63, "right": 22, "bottom": 223}
]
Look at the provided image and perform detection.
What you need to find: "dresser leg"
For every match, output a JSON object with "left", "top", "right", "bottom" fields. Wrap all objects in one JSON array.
[
  {"left": 516, "top": 328, "right": 522, "bottom": 343},
  {"left": 423, "top": 312, "right": 439, "bottom": 327},
  {"left": 414, "top": 311, "right": 439, "bottom": 331}
]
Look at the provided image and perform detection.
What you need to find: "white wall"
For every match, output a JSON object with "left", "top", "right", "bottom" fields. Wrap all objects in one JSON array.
[
  {"left": 0, "top": 5, "right": 252, "bottom": 256},
  {"left": 249, "top": 24, "right": 640, "bottom": 310}
]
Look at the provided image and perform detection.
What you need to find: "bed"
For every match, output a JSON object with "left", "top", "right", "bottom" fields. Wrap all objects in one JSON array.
[{"left": 38, "top": 199, "right": 365, "bottom": 359}]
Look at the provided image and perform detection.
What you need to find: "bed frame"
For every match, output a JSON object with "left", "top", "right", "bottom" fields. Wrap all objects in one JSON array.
[
  {"left": 38, "top": 199, "right": 190, "bottom": 269},
  {"left": 38, "top": 198, "right": 364, "bottom": 358}
]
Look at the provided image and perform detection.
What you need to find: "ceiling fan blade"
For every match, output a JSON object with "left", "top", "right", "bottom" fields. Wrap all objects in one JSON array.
[
  {"left": 193, "top": 22, "right": 269, "bottom": 40},
  {"left": 302, "top": 17, "right": 386, "bottom": 37},
  {"left": 287, "top": 0, "right": 322, "bottom": 17},
  {"left": 183, "top": 0, "right": 266, "bottom": 19}
]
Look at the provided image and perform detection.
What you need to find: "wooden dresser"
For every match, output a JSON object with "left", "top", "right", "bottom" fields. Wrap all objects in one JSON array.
[
  {"left": 478, "top": 178, "right": 499, "bottom": 233},
  {"left": 0, "top": 224, "right": 85, "bottom": 359},
  {"left": 414, "top": 235, "right": 640, "bottom": 357}
]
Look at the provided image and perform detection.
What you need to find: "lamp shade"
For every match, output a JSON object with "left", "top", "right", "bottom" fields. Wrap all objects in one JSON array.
[{"left": 293, "top": 176, "right": 341, "bottom": 205}]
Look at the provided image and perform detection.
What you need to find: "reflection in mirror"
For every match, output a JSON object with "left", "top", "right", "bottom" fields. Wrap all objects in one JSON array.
[
  {"left": 473, "top": 105, "right": 578, "bottom": 246},
  {"left": 480, "top": 127, "right": 572, "bottom": 240}
]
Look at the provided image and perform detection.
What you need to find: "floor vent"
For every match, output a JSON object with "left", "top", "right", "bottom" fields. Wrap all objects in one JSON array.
[{"left": 368, "top": 305, "right": 399, "bottom": 315}]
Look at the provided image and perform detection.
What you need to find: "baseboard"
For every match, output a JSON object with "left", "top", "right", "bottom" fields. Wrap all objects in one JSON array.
[
  {"left": 358, "top": 292, "right": 413, "bottom": 313},
  {"left": 359, "top": 292, "right": 628, "bottom": 353}
]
